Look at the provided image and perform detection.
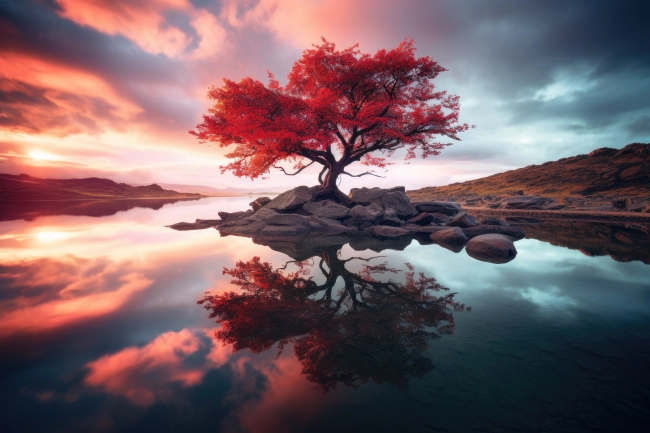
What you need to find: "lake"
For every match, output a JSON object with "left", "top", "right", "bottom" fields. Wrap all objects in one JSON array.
[{"left": 1, "top": 197, "right": 649, "bottom": 433}]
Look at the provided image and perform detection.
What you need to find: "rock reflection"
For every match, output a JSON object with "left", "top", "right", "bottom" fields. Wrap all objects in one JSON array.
[{"left": 200, "top": 243, "right": 469, "bottom": 392}]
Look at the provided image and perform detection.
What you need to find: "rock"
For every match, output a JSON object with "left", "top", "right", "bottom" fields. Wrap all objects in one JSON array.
[
  {"left": 502, "top": 195, "right": 548, "bottom": 209},
  {"left": 446, "top": 212, "right": 479, "bottom": 228},
  {"left": 413, "top": 201, "right": 461, "bottom": 216},
  {"left": 219, "top": 210, "right": 254, "bottom": 223},
  {"left": 388, "top": 186, "right": 406, "bottom": 193},
  {"left": 348, "top": 187, "right": 388, "bottom": 205},
  {"left": 303, "top": 200, "right": 350, "bottom": 219},
  {"left": 308, "top": 216, "right": 359, "bottom": 236},
  {"left": 642, "top": 205, "right": 650, "bottom": 213},
  {"left": 250, "top": 196, "right": 272, "bottom": 212},
  {"left": 406, "top": 212, "right": 434, "bottom": 226},
  {"left": 167, "top": 222, "right": 210, "bottom": 231},
  {"left": 462, "top": 224, "right": 526, "bottom": 240},
  {"left": 544, "top": 204, "right": 566, "bottom": 210},
  {"left": 429, "top": 213, "right": 451, "bottom": 224},
  {"left": 195, "top": 219, "right": 222, "bottom": 226},
  {"left": 266, "top": 186, "right": 313, "bottom": 211},
  {"left": 466, "top": 234, "right": 517, "bottom": 264},
  {"left": 370, "top": 226, "right": 411, "bottom": 238},
  {"left": 381, "top": 191, "right": 418, "bottom": 218},
  {"left": 349, "top": 202, "right": 384, "bottom": 225},
  {"left": 259, "top": 213, "right": 311, "bottom": 238},
  {"left": 429, "top": 227, "right": 467, "bottom": 246},
  {"left": 404, "top": 224, "right": 449, "bottom": 235},
  {"left": 379, "top": 208, "right": 402, "bottom": 227},
  {"left": 481, "top": 217, "right": 508, "bottom": 226}
]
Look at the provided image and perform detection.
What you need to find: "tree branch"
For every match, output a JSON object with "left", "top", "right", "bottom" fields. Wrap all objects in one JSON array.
[
  {"left": 341, "top": 170, "right": 385, "bottom": 179},
  {"left": 273, "top": 160, "right": 316, "bottom": 176}
]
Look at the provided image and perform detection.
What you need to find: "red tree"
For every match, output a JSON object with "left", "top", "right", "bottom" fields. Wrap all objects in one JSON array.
[{"left": 191, "top": 38, "right": 470, "bottom": 203}]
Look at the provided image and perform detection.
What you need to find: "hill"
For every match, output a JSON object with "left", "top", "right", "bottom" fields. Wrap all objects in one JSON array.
[
  {"left": 154, "top": 183, "right": 276, "bottom": 196},
  {"left": 0, "top": 174, "right": 204, "bottom": 201},
  {"left": 408, "top": 143, "right": 650, "bottom": 213}
]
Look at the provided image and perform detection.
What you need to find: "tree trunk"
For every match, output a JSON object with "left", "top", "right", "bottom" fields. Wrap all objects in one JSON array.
[{"left": 313, "top": 163, "right": 352, "bottom": 206}]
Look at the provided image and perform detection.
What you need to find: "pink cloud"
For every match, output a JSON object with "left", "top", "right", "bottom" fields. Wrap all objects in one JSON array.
[{"left": 84, "top": 328, "right": 231, "bottom": 406}]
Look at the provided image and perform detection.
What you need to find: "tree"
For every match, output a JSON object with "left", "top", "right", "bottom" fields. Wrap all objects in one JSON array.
[
  {"left": 199, "top": 247, "right": 470, "bottom": 391},
  {"left": 191, "top": 38, "right": 470, "bottom": 203}
]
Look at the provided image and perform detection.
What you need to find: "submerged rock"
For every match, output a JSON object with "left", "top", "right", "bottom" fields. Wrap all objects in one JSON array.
[
  {"left": 466, "top": 234, "right": 517, "bottom": 264},
  {"left": 480, "top": 217, "right": 509, "bottom": 226},
  {"left": 429, "top": 227, "right": 467, "bottom": 247}
]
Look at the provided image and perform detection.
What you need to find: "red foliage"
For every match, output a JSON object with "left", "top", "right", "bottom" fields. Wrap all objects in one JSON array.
[{"left": 191, "top": 38, "right": 470, "bottom": 196}]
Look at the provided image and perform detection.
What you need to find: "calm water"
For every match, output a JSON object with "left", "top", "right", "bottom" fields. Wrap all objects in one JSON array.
[{"left": 1, "top": 197, "right": 649, "bottom": 433}]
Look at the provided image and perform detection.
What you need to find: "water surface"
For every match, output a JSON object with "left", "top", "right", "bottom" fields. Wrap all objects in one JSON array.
[{"left": 1, "top": 197, "right": 649, "bottom": 432}]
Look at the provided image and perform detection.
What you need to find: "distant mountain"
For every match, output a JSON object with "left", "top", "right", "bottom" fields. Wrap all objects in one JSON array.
[
  {"left": 153, "top": 183, "right": 277, "bottom": 196},
  {"left": 0, "top": 174, "right": 203, "bottom": 200},
  {"left": 408, "top": 143, "right": 650, "bottom": 212}
]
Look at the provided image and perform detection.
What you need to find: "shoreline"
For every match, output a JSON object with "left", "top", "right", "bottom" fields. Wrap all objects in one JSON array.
[{"left": 464, "top": 206, "right": 650, "bottom": 223}]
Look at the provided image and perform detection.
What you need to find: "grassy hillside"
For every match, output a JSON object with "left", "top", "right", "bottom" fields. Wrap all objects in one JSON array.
[
  {"left": 409, "top": 143, "right": 650, "bottom": 202},
  {"left": 0, "top": 174, "right": 204, "bottom": 200}
]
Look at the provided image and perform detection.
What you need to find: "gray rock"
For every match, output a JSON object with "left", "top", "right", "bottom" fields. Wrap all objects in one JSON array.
[
  {"left": 260, "top": 224, "right": 310, "bottom": 238},
  {"left": 349, "top": 202, "right": 384, "bottom": 225},
  {"left": 429, "top": 227, "right": 467, "bottom": 253},
  {"left": 381, "top": 191, "right": 418, "bottom": 218},
  {"left": 167, "top": 222, "right": 210, "bottom": 231},
  {"left": 370, "top": 226, "right": 411, "bottom": 238},
  {"left": 308, "top": 216, "right": 359, "bottom": 236},
  {"left": 414, "top": 201, "right": 461, "bottom": 216},
  {"left": 195, "top": 219, "right": 222, "bottom": 226},
  {"left": 462, "top": 224, "right": 526, "bottom": 240},
  {"left": 379, "top": 208, "right": 402, "bottom": 227},
  {"left": 404, "top": 224, "right": 449, "bottom": 235},
  {"left": 266, "top": 186, "right": 313, "bottom": 211},
  {"left": 429, "top": 227, "right": 467, "bottom": 246},
  {"left": 348, "top": 187, "right": 388, "bottom": 205},
  {"left": 219, "top": 210, "right": 254, "bottom": 223},
  {"left": 447, "top": 212, "right": 479, "bottom": 228},
  {"left": 502, "top": 195, "right": 548, "bottom": 210},
  {"left": 250, "top": 196, "right": 272, "bottom": 212},
  {"left": 387, "top": 186, "right": 406, "bottom": 193},
  {"left": 481, "top": 217, "right": 508, "bottom": 226},
  {"left": 303, "top": 200, "right": 350, "bottom": 219},
  {"left": 466, "top": 234, "right": 517, "bottom": 264},
  {"left": 406, "top": 212, "right": 434, "bottom": 226},
  {"left": 429, "top": 213, "right": 451, "bottom": 224}
]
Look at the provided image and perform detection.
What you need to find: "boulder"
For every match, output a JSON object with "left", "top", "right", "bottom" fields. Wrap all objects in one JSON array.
[
  {"left": 461, "top": 224, "right": 526, "bottom": 240},
  {"left": 413, "top": 201, "right": 461, "bottom": 216},
  {"left": 429, "top": 213, "right": 451, "bottom": 224},
  {"left": 349, "top": 187, "right": 388, "bottom": 205},
  {"left": 466, "top": 234, "right": 517, "bottom": 264},
  {"left": 266, "top": 186, "right": 313, "bottom": 211},
  {"left": 370, "top": 226, "right": 411, "bottom": 239},
  {"left": 259, "top": 213, "right": 311, "bottom": 238},
  {"left": 250, "top": 196, "right": 272, "bottom": 212},
  {"left": 429, "top": 227, "right": 467, "bottom": 246},
  {"left": 502, "top": 195, "right": 548, "bottom": 210},
  {"left": 381, "top": 191, "right": 418, "bottom": 218},
  {"left": 379, "top": 208, "right": 402, "bottom": 227},
  {"left": 481, "top": 217, "right": 508, "bottom": 226},
  {"left": 308, "top": 216, "right": 359, "bottom": 236},
  {"left": 446, "top": 212, "right": 479, "bottom": 228},
  {"left": 406, "top": 212, "right": 434, "bottom": 226},
  {"left": 167, "top": 222, "right": 210, "bottom": 231},
  {"left": 303, "top": 200, "right": 350, "bottom": 219},
  {"left": 348, "top": 202, "right": 384, "bottom": 225}
]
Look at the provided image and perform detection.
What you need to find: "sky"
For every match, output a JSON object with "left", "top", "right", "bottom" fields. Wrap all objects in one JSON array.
[{"left": 1, "top": 0, "right": 649, "bottom": 191}]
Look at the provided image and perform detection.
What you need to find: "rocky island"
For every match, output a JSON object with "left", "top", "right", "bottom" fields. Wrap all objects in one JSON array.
[{"left": 169, "top": 185, "right": 524, "bottom": 264}]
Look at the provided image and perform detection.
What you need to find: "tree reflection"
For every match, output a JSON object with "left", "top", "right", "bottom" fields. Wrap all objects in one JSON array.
[{"left": 199, "top": 246, "right": 469, "bottom": 392}]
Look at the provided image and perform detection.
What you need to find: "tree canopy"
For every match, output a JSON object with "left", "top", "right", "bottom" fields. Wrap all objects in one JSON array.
[{"left": 191, "top": 38, "right": 470, "bottom": 202}]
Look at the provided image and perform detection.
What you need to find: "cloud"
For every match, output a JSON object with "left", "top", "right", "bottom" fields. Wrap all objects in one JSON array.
[
  {"left": 84, "top": 328, "right": 231, "bottom": 406},
  {"left": 0, "top": 256, "right": 153, "bottom": 336}
]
